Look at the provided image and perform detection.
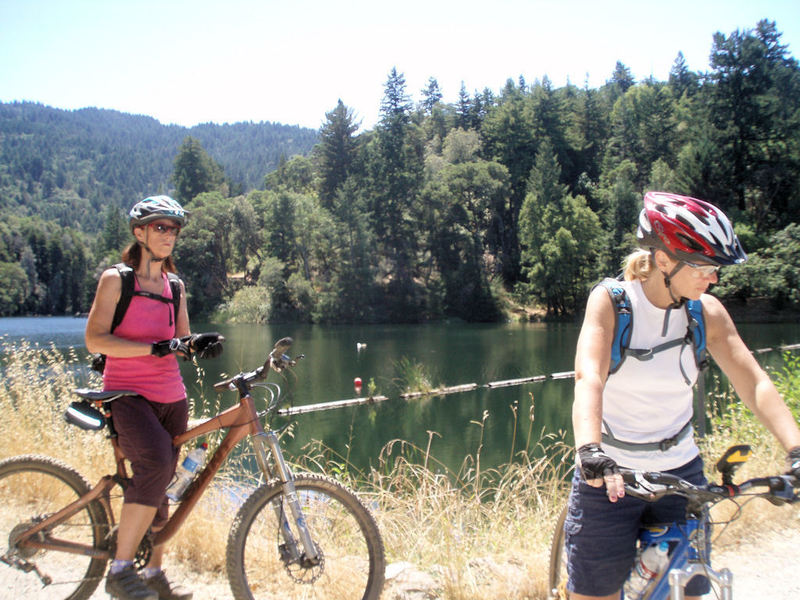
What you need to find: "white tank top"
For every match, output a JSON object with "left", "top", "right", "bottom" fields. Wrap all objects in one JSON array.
[{"left": 601, "top": 279, "right": 700, "bottom": 470}]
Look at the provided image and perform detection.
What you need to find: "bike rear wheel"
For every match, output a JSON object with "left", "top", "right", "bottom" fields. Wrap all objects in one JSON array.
[
  {"left": 226, "top": 473, "right": 386, "bottom": 600},
  {"left": 548, "top": 503, "right": 569, "bottom": 600},
  {"left": 0, "top": 454, "right": 110, "bottom": 600}
]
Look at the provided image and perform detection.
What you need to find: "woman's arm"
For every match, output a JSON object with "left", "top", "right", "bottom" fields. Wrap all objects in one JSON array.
[
  {"left": 85, "top": 269, "right": 152, "bottom": 357},
  {"left": 573, "top": 286, "right": 614, "bottom": 448},
  {"left": 704, "top": 294, "right": 800, "bottom": 451},
  {"left": 573, "top": 285, "right": 625, "bottom": 498}
]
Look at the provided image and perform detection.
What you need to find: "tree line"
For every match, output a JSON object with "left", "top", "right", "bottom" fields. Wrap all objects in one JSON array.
[{"left": 2, "top": 19, "right": 799, "bottom": 322}]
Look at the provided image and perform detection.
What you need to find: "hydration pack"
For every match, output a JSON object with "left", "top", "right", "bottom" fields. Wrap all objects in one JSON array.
[
  {"left": 598, "top": 277, "right": 707, "bottom": 382},
  {"left": 110, "top": 263, "right": 182, "bottom": 333},
  {"left": 598, "top": 276, "right": 710, "bottom": 446},
  {"left": 90, "top": 263, "right": 182, "bottom": 373}
]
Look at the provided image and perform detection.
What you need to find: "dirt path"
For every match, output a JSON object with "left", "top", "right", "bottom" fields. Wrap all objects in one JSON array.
[
  {"left": 712, "top": 523, "right": 800, "bottom": 600},
  {"left": 81, "top": 525, "right": 800, "bottom": 599}
]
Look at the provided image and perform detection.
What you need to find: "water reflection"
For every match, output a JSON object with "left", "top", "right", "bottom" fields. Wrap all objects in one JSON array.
[{"left": 3, "top": 317, "right": 800, "bottom": 475}]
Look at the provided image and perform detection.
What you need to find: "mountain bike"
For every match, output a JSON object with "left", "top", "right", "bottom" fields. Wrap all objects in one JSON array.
[
  {"left": 548, "top": 445, "right": 798, "bottom": 599},
  {"left": 0, "top": 337, "right": 386, "bottom": 600}
]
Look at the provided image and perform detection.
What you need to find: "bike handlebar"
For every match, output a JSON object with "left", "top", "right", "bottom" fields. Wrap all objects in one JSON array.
[
  {"left": 621, "top": 468, "right": 799, "bottom": 506},
  {"left": 212, "top": 337, "right": 299, "bottom": 394}
]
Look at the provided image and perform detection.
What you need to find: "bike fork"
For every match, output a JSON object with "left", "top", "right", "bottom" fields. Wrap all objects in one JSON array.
[
  {"left": 668, "top": 563, "right": 732, "bottom": 600},
  {"left": 252, "top": 432, "right": 321, "bottom": 566}
]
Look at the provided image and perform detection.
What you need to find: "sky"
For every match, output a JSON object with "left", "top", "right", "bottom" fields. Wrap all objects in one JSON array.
[{"left": 1, "top": 0, "right": 799, "bottom": 132}]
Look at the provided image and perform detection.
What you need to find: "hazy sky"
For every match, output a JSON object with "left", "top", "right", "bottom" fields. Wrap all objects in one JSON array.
[{"left": 1, "top": 0, "right": 798, "bottom": 131}]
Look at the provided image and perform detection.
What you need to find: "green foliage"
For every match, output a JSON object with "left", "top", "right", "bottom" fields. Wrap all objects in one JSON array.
[
  {"left": 0, "top": 262, "right": 28, "bottom": 315},
  {"left": 4, "top": 20, "right": 800, "bottom": 323},
  {"left": 714, "top": 223, "right": 800, "bottom": 308},
  {"left": 772, "top": 352, "right": 800, "bottom": 421},
  {"left": 0, "top": 102, "right": 317, "bottom": 231},
  {"left": 172, "top": 136, "right": 227, "bottom": 204},
  {"left": 519, "top": 141, "right": 604, "bottom": 315}
]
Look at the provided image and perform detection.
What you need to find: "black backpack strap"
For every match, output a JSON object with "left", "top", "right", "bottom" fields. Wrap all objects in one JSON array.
[
  {"left": 167, "top": 273, "right": 182, "bottom": 332},
  {"left": 110, "top": 263, "right": 135, "bottom": 334},
  {"left": 110, "top": 264, "right": 182, "bottom": 333}
]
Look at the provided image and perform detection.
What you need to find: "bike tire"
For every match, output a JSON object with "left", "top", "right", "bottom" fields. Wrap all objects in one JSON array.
[
  {"left": 548, "top": 503, "right": 569, "bottom": 600},
  {"left": 226, "top": 473, "right": 386, "bottom": 600},
  {"left": 0, "top": 454, "right": 110, "bottom": 600}
]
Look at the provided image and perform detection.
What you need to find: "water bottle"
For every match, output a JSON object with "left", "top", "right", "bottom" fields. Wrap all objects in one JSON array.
[
  {"left": 624, "top": 541, "right": 670, "bottom": 598},
  {"left": 166, "top": 443, "right": 208, "bottom": 501}
]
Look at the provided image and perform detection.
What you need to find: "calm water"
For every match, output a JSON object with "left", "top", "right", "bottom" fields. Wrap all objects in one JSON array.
[{"left": 3, "top": 316, "right": 800, "bottom": 474}]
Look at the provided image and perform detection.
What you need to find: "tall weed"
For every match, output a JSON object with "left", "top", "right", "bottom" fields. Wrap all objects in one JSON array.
[{"left": 3, "top": 339, "right": 799, "bottom": 599}]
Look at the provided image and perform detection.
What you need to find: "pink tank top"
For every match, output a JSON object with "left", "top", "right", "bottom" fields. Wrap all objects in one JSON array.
[{"left": 103, "top": 272, "right": 186, "bottom": 403}]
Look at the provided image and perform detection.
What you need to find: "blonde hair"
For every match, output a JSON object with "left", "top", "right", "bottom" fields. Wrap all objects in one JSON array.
[{"left": 622, "top": 249, "right": 655, "bottom": 281}]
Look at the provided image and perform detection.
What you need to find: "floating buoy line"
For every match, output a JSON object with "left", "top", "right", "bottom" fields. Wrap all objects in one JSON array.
[{"left": 277, "top": 342, "right": 800, "bottom": 417}]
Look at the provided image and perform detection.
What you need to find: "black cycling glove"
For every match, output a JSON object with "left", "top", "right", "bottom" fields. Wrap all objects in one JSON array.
[
  {"left": 182, "top": 332, "right": 225, "bottom": 359},
  {"left": 577, "top": 443, "right": 620, "bottom": 481},
  {"left": 785, "top": 446, "right": 800, "bottom": 479},
  {"left": 151, "top": 338, "right": 190, "bottom": 358}
]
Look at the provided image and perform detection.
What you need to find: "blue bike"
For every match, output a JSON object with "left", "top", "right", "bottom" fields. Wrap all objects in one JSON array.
[{"left": 549, "top": 445, "right": 799, "bottom": 599}]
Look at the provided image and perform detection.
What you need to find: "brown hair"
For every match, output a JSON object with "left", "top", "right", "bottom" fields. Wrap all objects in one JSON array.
[{"left": 121, "top": 241, "right": 177, "bottom": 274}]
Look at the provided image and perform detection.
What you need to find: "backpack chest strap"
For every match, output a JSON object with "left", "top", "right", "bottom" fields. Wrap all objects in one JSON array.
[{"left": 602, "top": 419, "right": 693, "bottom": 452}]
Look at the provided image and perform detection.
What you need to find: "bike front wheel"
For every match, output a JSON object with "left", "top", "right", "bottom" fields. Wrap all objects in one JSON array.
[
  {"left": 0, "top": 454, "right": 110, "bottom": 600},
  {"left": 548, "top": 503, "right": 569, "bottom": 600},
  {"left": 226, "top": 473, "right": 386, "bottom": 600}
]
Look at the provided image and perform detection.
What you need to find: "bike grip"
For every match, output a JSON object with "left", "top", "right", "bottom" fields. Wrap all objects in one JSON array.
[
  {"left": 270, "top": 337, "right": 293, "bottom": 359},
  {"left": 213, "top": 377, "right": 235, "bottom": 393}
]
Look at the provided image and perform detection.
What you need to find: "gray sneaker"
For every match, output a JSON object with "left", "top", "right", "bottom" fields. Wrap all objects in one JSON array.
[
  {"left": 105, "top": 565, "right": 158, "bottom": 600},
  {"left": 143, "top": 570, "right": 193, "bottom": 600}
]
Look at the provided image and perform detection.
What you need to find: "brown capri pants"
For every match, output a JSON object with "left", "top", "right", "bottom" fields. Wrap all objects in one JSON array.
[{"left": 111, "top": 395, "right": 189, "bottom": 530}]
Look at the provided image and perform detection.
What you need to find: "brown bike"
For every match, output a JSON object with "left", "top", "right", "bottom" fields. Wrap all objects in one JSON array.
[{"left": 0, "top": 337, "right": 386, "bottom": 600}]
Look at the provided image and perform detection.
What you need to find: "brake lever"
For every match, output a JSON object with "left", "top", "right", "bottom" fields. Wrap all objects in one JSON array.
[{"left": 765, "top": 475, "right": 797, "bottom": 505}]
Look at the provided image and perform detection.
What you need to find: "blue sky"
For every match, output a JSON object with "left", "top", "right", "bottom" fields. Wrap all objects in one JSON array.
[{"left": 1, "top": 0, "right": 798, "bottom": 131}]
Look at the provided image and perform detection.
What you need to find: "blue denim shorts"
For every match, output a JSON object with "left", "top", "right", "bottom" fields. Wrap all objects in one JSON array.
[{"left": 564, "top": 454, "right": 710, "bottom": 597}]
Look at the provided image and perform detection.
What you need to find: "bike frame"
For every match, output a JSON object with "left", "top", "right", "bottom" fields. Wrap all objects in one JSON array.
[
  {"left": 15, "top": 378, "right": 319, "bottom": 565},
  {"left": 637, "top": 515, "right": 732, "bottom": 600}
]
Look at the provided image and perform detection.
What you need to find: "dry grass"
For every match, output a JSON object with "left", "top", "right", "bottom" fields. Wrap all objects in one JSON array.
[{"left": 2, "top": 339, "right": 799, "bottom": 600}]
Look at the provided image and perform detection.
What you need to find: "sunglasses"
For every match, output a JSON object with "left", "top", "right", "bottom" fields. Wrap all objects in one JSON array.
[
  {"left": 682, "top": 260, "right": 719, "bottom": 276},
  {"left": 148, "top": 222, "right": 181, "bottom": 236}
]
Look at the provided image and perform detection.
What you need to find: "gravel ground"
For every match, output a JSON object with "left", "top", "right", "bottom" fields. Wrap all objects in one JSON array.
[{"left": 80, "top": 524, "right": 800, "bottom": 599}]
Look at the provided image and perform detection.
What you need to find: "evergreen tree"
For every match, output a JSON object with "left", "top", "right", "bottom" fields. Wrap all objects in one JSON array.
[
  {"left": 707, "top": 20, "right": 800, "bottom": 225},
  {"left": 370, "top": 68, "right": 425, "bottom": 319},
  {"left": 519, "top": 141, "right": 603, "bottom": 315},
  {"left": 316, "top": 100, "right": 360, "bottom": 209},
  {"left": 172, "top": 136, "right": 226, "bottom": 204},
  {"left": 481, "top": 83, "right": 537, "bottom": 281},
  {"left": 420, "top": 77, "right": 443, "bottom": 114},
  {"left": 668, "top": 52, "right": 699, "bottom": 98}
]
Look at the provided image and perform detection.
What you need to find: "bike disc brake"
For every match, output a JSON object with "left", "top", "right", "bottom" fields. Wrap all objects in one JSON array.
[{"left": 279, "top": 538, "right": 325, "bottom": 584}]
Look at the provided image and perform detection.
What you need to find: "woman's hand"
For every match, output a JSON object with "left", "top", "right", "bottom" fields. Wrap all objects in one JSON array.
[
  {"left": 181, "top": 332, "right": 225, "bottom": 359},
  {"left": 578, "top": 443, "right": 626, "bottom": 502}
]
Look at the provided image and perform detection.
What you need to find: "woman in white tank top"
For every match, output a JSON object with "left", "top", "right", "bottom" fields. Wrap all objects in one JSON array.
[{"left": 565, "top": 192, "right": 800, "bottom": 600}]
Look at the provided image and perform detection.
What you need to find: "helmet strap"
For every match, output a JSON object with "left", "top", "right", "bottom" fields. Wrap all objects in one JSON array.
[{"left": 658, "top": 258, "right": 687, "bottom": 335}]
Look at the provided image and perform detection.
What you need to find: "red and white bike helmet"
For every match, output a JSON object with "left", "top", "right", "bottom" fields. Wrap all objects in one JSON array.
[{"left": 637, "top": 192, "right": 747, "bottom": 266}]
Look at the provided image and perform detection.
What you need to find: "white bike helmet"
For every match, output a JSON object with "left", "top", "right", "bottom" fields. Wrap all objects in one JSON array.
[{"left": 129, "top": 195, "right": 187, "bottom": 230}]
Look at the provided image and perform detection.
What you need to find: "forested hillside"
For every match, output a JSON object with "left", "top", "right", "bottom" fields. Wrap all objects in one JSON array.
[
  {"left": 0, "top": 102, "right": 318, "bottom": 231},
  {"left": 2, "top": 19, "right": 800, "bottom": 323}
]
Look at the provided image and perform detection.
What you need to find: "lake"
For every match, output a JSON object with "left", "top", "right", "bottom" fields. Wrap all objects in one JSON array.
[{"left": 3, "top": 316, "right": 800, "bottom": 475}]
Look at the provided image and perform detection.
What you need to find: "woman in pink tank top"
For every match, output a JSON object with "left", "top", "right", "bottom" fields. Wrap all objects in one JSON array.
[{"left": 85, "top": 196, "right": 222, "bottom": 600}]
